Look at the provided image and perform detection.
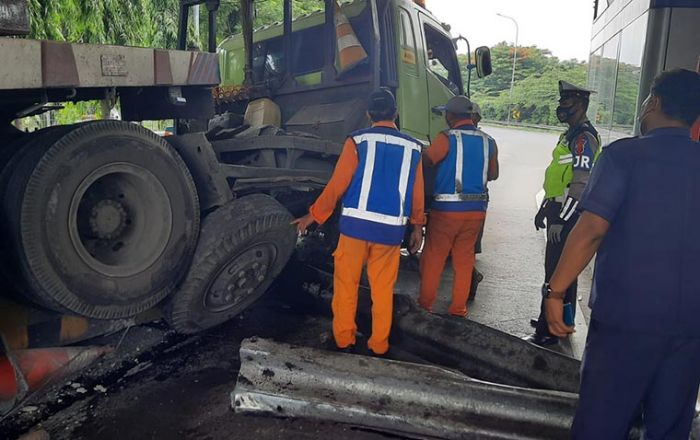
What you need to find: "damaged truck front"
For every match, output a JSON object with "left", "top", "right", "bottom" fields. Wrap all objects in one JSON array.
[
  {"left": 0, "top": 0, "right": 491, "bottom": 342},
  {"left": 200, "top": 0, "right": 492, "bottom": 330}
]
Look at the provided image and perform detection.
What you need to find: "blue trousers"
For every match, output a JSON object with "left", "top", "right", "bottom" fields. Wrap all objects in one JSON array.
[{"left": 572, "top": 320, "right": 700, "bottom": 439}]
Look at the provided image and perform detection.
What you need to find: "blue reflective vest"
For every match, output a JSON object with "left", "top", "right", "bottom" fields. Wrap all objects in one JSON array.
[
  {"left": 433, "top": 126, "right": 494, "bottom": 212},
  {"left": 339, "top": 126, "right": 422, "bottom": 246}
]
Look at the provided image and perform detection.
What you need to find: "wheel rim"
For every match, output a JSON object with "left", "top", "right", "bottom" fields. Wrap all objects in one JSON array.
[
  {"left": 68, "top": 162, "right": 173, "bottom": 278},
  {"left": 203, "top": 242, "right": 278, "bottom": 312}
]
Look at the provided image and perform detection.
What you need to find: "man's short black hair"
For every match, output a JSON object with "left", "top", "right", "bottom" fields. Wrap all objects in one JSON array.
[
  {"left": 368, "top": 108, "right": 397, "bottom": 122},
  {"left": 650, "top": 69, "right": 700, "bottom": 126},
  {"left": 368, "top": 88, "right": 397, "bottom": 122}
]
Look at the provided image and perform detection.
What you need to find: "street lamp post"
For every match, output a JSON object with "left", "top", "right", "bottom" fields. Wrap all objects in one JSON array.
[{"left": 497, "top": 13, "right": 519, "bottom": 125}]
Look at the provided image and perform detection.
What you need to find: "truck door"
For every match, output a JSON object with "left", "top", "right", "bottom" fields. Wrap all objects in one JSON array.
[
  {"left": 419, "top": 13, "right": 463, "bottom": 140},
  {"left": 396, "top": 7, "right": 430, "bottom": 142}
]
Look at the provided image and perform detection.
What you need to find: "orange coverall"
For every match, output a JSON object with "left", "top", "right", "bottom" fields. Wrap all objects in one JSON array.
[
  {"left": 418, "top": 120, "right": 498, "bottom": 317},
  {"left": 309, "top": 121, "right": 426, "bottom": 355}
]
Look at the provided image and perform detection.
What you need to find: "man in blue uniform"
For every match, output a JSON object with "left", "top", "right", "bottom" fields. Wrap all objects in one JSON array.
[
  {"left": 545, "top": 69, "right": 700, "bottom": 438},
  {"left": 526, "top": 81, "right": 601, "bottom": 346}
]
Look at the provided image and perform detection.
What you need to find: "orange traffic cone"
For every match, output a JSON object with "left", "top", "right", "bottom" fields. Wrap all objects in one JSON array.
[
  {"left": 0, "top": 346, "right": 111, "bottom": 414},
  {"left": 334, "top": 1, "right": 368, "bottom": 76},
  {"left": 0, "top": 298, "right": 131, "bottom": 350}
]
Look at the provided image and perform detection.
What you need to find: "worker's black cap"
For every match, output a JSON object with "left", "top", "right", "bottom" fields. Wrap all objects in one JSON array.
[
  {"left": 559, "top": 80, "right": 594, "bottom": 100},
  {"left": 435, "top": 95, "right": 475, "bottom": 114},
  {"left": 368, "top": 88, "right": 397, "bottom": 113}
]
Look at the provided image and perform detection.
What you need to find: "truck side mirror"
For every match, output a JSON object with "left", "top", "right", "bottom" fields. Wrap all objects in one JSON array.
[{"left": 475, "top": 46, "right": 492, "bottom": 78}]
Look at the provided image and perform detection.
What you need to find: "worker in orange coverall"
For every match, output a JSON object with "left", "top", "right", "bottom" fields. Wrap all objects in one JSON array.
[
  {"left": 293, "top": 89, "right": 425, "bottom": 356},
  {"left": 418, "top": 96, "right": 499, "bottom": 318}
]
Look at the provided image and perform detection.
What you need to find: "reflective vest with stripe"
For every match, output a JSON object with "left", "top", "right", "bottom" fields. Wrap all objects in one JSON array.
[
  {"left": 340, "top": 127, "right": 422, "bottom": 246},
  {"left": 432, "top": 128, "right": 492, "bottom": 212},
  {"left": 543, "top": 123, "right": 601, "bottom": 200}
]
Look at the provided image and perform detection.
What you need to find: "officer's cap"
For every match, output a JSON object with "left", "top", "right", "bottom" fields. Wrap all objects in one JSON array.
[
  {"left": 436, "top": 95, "right": 475, "bottom": 115},
  {"left": 559, "top": 80, "right": 594, "bottom": 100},
  {"left": 368, "top": 88, "right": 397, "bottom": 113}
]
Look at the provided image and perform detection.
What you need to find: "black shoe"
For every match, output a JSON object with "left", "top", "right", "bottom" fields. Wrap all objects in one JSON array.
[
  {"left": 370, "top": 349, "right": 389, "bottom": 358},
  {"left": 523, "top": 333, "right": 559, "bottom": 347},
  {"left": 468, "top": 269, "right": 484, "bottom": 302},
  {"left": 335, "top": 344, "right": 356, "bottom": 354}
]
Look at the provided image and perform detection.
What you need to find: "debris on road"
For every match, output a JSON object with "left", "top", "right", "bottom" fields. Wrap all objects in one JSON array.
[
  {"left": 233, "top": 337, "right": 579, "bottom": 440},
  {"left": 17, "top": 429, "right": 50, "bottom": 440},
  {"left": 1, "top": 346, "right": 112, "bottom": 417}
]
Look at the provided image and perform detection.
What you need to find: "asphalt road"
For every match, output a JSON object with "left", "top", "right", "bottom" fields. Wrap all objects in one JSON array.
[{"left": 4, "top": 125, "right": 591, "bottom": 440}]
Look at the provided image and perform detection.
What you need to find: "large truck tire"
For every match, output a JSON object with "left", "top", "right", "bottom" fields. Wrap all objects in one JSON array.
[
  {"left": 166, "top": 194, "right": 296, "bottom": 334},
  {"left": 0, "top": 127, "right": 77, "bottom": 295},
  {"left": 2, "top": 121, "right": 200, "bottom": 319}
]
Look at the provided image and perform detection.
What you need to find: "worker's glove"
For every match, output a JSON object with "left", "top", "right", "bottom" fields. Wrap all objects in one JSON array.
[
  {"left": 535, "top": 200, "right": 562, "bottom": 231},
  {"left": 547, "top": 223, "right": 565, "bottom": 244},
  {"left": 558, "top": 196, "right": 579, "bottom": 222},
  {"left": 534, "top": 201, "right": 547, "bottom": 230}
]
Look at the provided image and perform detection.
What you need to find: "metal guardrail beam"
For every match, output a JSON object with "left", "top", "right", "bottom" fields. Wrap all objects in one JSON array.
[
  {"left": 392, "top": 296, "right": 582, "bottom": 394},
  {"left": 233, "top": 337, "right": 578, "bottom": 440},
  {"left": 304, "top": 263, "right": 581, "bottom": 394}
]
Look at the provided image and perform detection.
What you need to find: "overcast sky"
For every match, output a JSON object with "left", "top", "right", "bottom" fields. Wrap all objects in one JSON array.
[{"left": 427, "top": 0, "right": 595, "bottom": 62}]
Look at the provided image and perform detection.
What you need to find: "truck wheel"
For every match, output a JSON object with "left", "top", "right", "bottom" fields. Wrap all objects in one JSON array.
[
  {"left": 3, "top": 121, "right": 200, "bottom": 319},
  {"left": 0, "top": 127, "right": 77, "bottom": 295},
  {"left": 166, "top": 194, "right": 296, "bottom": 334}
]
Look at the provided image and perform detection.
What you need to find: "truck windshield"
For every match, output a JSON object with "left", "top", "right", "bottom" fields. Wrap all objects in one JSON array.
[{"left": 424, "top": 24, "right": 462, "bottom": 95}]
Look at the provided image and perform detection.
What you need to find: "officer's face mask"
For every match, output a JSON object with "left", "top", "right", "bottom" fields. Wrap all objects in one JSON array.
[{"left": 556, "top": 99, "right": 578, "bottom": 123}]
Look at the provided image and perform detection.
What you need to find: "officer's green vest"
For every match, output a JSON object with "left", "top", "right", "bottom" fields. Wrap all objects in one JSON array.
[{"left": 543, "top": 124, "right": 601, "bottom": 200}]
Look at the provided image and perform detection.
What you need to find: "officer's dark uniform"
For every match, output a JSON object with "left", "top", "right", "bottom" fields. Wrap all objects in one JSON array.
[
  {"left": 572, "top": 126, "right": 700, "bottom": 438},
  {"left": 531, "top": 81, "right": 600, "bottom": 343}
]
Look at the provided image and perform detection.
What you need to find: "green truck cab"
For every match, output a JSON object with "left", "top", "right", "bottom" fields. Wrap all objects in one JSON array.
[{"left": 215, "top": 0, "right": 491, "bottom": 144}]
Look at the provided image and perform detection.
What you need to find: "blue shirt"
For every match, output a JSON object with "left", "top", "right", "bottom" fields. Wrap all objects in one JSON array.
[{"left": 580, "top": 127, "right": 700, "bottom": 336}]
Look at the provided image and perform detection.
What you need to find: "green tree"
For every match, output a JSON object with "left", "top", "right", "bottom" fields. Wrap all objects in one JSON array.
[{"left": 464, "top": 42, "right": 589, "bottom": 125}]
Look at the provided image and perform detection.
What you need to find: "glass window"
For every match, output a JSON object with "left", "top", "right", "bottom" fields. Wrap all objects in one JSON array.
[
  {"left": 423, "top": 23, "right": 462, "bottom": 95},
  {"left": 251, "top": 39, "right": 284, "bottom": 84},
  {"left": 590, "top": 34, "right": 620, "bottom": 145},
  {"left": 587, "top": 46, "right": 604, "bottom": 124},
  {"left": 291, "top": 26, "right": 325, "bottom": 75},
  {"left": 610, "top": 12, "right": 648, "bottom": 141},
  {"left": 399, "top": 9, "right": 418, "bottom": 71}
]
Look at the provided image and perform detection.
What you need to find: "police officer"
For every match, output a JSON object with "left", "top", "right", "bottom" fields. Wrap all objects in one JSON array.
[
  {"left": 526, "top": 81, "right": 601, "bottom": 346},
  {"left": 545, "top": 69, "right": 700, "bottom": 439},
  {"left": 293, "top": 89, "right": 425, "bottom": 356}
]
